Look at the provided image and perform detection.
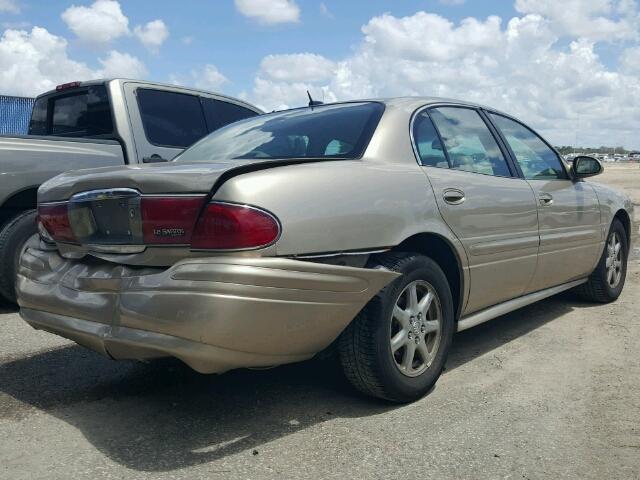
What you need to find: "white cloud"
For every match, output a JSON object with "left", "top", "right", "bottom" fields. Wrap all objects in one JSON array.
[
  {"left": 319, "top": 3, "right": 333, "bottom": 18},
  {"left": 134, "top": 19, "right": 169, "bottom": 53},
  {"left": 61, "top": 0, "right": 129, "bottom": 44},
  {"left": 0, "top": 26, "right": 146, "bottom": 96},
  {"left": 171, "top": 64, "right": 228, "bottom": 92},
  {"left": 234, "top": 0, "right": 300, "bottom": 25},
  {"left": 514, "top": 0, "right": 639, "bottom": 41},
  {"left": 181, "top": 35, "right": 194, "bottom": 45},
  {"left": 247, "top": 7, "right": 640, "bottom": 148},
  {"left": 98, "top": 50, "right": 147, "bottom": 78},
  {"left": 620, "top": 46, "right": 640, "bottom": 74},
  {"left": 0, "top": 0, "right": 20, "bottom": 14},
  {"left": 194, "top": 64, "right": 228, "bottom": 91},
  {"left": 260, "top": 53, "right": 336, "bottom": 82}
]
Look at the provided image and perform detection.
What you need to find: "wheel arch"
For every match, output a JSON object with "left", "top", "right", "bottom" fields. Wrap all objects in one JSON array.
[
  {"left": 613, "top": 209, "right": 631, "bottom": 246},
  {"left": 389, "top": 232, "right": 466, "bottom": 321},
  {"left": 0, "top": 186, "right": 39, "bottom": 226}
]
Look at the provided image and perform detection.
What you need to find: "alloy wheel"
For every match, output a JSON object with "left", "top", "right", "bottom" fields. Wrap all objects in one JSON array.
[{"left": 389, "top": 280, "right": 442, "bottom": 377}]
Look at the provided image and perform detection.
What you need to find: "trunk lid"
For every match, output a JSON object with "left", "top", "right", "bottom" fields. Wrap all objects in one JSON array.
[{"left": 38, "top": 160, "right": 258, "bottom": 202}]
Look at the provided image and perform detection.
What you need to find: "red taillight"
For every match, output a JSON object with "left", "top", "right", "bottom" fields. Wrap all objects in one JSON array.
[
  {"left": 55, "top": 81, "right": 81, "bottom": 91},
  {"left": 140, "top": 196, "right": 205, "bottom": 244},
  {"left": 191, "top": 202, "right": 280, "bottom": 250},
  {"left": 37, "top": 204, "right": 76, "bottom": 243}
]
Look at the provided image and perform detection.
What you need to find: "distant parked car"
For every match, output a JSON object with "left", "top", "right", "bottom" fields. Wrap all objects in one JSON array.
[
  {"left": 0, "top": 79, "right": 261, "bottom": 303},
  {"left": 18, "top": 98, "right": 635, "bottom": 402}
]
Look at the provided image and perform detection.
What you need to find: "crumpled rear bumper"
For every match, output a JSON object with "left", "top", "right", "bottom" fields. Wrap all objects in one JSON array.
[{"left": 17, "top": 248, "right": 399, "bottom": 373}]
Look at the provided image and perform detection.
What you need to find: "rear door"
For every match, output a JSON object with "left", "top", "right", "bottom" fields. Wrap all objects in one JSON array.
[
  {"left": 413, "top": 106, "right": 539, "bottom": 314},
  {"left": 487, "top": 112, "right": 602, "bottom": 292}
]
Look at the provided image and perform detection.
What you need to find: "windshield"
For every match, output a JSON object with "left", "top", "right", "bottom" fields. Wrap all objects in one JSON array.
[{"left": 174, "top": 102, "right": 384, "bottom": 162}]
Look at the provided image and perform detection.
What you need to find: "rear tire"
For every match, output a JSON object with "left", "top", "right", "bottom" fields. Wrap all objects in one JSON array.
[
  {"left": 338, "top": 252, "right": 455, "bottom": 403},
  {"left": 574, "top": 218, "right": 628, "bottom": 303},
  {"left": 0, "top": 210, "right": 38, "bottom": 304}
]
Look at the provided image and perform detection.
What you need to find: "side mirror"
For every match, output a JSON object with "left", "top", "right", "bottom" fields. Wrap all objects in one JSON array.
[{"left": 572, "top": 155, "right": 603, "bottom": 179}]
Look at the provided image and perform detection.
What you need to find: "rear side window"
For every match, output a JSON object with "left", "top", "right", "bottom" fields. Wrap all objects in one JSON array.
[
  {"left": 429, "top": 107, "right": 511, "bottom": 177},
  {"left": 202, "top": 98, "right": 258, "bottom": 133},
  {"left": 28, "top": 86, "right": 113, "bottom": 137},
  {"left": 412, "top": 111, "right": 448, "bottom": 167},
  {"left": 137, "top": 89, "right": 207, "bottom": 148},
  {"left": 489, "top": 113, "right": 566, "bottom": 180}
]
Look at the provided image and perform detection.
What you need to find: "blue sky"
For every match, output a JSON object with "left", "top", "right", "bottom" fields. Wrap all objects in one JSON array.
[
  {"left": 1, "top": 0, "right": 639, "bottom": 148},
  {"left": 3, "top": 1, "right": 522, "bottom": 94}
]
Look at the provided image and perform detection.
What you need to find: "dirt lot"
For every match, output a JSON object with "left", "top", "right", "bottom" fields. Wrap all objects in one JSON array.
[{"left": 1, "top": 164, "right": 639, "bottom": 480}]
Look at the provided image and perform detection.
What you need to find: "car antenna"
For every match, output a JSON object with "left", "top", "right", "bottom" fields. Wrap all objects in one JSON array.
[{"left": 307, "top": 90, "right": 324, "bottom": 108}]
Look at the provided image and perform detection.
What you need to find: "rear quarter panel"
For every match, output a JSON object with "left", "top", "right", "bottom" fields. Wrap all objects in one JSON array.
[
  {"left": 212, "top": 160, "right": 467, "bottom": 261},
  {"left": 589, "top": 180, "right": 637, "bottom": 244}
]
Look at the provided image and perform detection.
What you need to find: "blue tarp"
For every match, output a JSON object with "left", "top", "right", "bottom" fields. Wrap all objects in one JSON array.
[{"left": 0, "top": 95, "right": 34, "bottom": 135}]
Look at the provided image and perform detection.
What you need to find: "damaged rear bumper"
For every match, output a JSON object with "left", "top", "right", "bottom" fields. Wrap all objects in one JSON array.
[{"left": 17, "top": 248, "right": 398, "bottom": 373}]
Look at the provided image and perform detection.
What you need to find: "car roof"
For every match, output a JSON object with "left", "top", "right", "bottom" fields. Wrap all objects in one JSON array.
[{"left": 269, "top": 96, "right": 513, "bottom": 119}]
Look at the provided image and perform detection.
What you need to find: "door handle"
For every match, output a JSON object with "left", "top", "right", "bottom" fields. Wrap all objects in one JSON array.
[
  {"left": 539, "top": 193, "right": 553, "bottom": 206},
  {"left": 443, "top": 188, "right": 465, "bottom": 205},
  {"left": 142, "top": 154, "right": 168, "bottom": 163}
]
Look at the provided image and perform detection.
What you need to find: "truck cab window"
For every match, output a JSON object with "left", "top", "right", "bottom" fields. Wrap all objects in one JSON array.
[
  {"left": 28, "top": 86, "right": 113, "bottom": 138},
  {"left": 137, "top": 89, "right": 208, "bottom": 148},
  {"left": 202, "top": 98, "right": 258, "bottom": 133}
]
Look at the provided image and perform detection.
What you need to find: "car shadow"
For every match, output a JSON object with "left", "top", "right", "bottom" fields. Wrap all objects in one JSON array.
[
  {"left": 0, "top": 300, "right": 18, "bottom": 314},
  {"left": 0, "top": 292, "right": 602, "bottom": 472}
]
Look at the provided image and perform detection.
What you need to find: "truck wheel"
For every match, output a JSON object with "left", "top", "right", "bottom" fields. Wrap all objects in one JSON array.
[
  {"left": 0, "top": 210, "right": 38, "bottom": 304},
  {"left": 574, "top": 219, "right": 628, "bottom": 303},
  {"left": 338, "top": 252, "right": 455, "bottom": 403}
]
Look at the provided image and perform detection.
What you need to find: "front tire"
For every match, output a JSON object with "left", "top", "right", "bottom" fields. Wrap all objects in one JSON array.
[
  {"left": 0, "top": 210, "right": 38, "bottom": 304},
  {"left": 338, "top": 253, "right": 455, "bottom": 403},
  {"left": 575, "top": 218, "right": 628, "bottom": 303}
]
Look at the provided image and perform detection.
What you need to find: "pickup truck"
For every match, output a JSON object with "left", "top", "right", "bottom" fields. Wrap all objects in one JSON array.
[{"left": 0, "top": 78, "right": 262, "bottom": 303}]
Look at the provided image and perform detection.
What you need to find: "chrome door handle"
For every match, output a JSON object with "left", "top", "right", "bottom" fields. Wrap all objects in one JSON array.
[
  {"left": 539, "top": 193, "right": 553, "bottom": 206},
  {"left": 443, "top": 188, "right": 465, "bottom": 205}
]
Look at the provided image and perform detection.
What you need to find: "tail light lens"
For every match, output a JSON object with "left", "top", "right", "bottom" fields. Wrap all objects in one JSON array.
[
  {"left": 37, "top": 197, "right": 280, "bottom": 251},
  {"left": 37, "top": 203, "right": 76, "bottom": 243},
  {"left": 191, "top": 202, "right": 280, "bottom": 250},
  {"left": 140, "top": 196, "right": 205, "bottom": 244}
]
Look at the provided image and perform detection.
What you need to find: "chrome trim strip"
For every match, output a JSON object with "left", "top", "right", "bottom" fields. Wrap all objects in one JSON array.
[
  {"left": 69, "top": 188, "right": 140, "bottom": 203},
  {"left": 83, "top": 244, "right": 147, "bottom": 254},
  {"left": 40, "top": 192, "right": 207, "bottom": 206},
  {"left": 291, "top": 248, "right": 389, "bottom": 259},
  {"left": 457, "top": 278, "right": 587, "bottom": 332}
]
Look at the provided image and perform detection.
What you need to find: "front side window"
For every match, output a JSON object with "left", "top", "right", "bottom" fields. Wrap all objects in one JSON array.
[
  {"left": 412, "top": 111, "right": 448, "bottom": 167},
  {"left": 174, "top": 102, "right": 384, "bottom": 162},
  {"left": 202, "top": 98, "right": 259, "bottom": 133},
  {"left": 489, "top": 113, "right": 566, "bottom": 180},
  {"left": 429, "top": 107, "right": 511, "bottom": 177},
  {"left": 137, "top": 89, "right": 207, "bottom": 148}
]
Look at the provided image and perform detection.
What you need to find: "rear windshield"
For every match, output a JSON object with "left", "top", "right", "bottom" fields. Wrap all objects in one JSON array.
[
  {"left": 28, "top": 85, "right": 113, "bottom": 137},
  {"left": 174, "top": 102, "right": 384, "bottom": 162}
]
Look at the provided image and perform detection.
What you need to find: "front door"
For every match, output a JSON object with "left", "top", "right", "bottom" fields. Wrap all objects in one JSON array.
[
  {"left": 413, "top": 107, "right": 540, "bottom": 315},
  {"left": 487, "top": 112, "right": 602, "bottom": 292}
]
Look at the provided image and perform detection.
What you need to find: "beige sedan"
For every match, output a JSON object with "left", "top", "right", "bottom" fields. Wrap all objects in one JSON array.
[{"left": 18, "top": 98, "right": 635, "bottom": 402}]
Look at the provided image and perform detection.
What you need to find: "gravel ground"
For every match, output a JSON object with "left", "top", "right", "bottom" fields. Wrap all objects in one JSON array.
[{"left": 1, "top": 164, "right": 639, "bottom": 480}]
